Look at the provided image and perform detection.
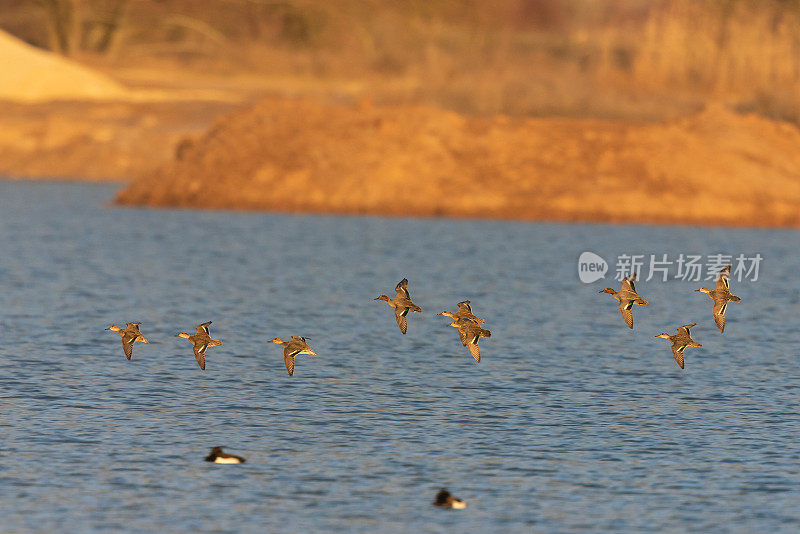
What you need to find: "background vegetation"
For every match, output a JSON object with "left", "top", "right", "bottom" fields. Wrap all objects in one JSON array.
[{"left": 3, "top": 0, "right": 800, "bottom": 120}]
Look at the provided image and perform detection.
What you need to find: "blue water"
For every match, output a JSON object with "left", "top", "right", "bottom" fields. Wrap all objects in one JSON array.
[{"left": 1, "top": 182, "right": 799, "bottom": 532}]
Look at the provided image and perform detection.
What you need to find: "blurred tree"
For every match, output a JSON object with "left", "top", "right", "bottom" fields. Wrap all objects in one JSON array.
[
  {"left": 34, "top": 0, "right": 79, "bottom": 54},
  {"left": 32, "top": 0, "right": 130, "bottom": 55}
]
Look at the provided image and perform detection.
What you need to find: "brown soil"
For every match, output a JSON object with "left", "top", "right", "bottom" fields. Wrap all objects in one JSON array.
[
  {"left": 0, "top": 100, "right": 236, "bottom": 181},
  {"left": 116, "top": 98, "right": 800, "bottom": 227}
]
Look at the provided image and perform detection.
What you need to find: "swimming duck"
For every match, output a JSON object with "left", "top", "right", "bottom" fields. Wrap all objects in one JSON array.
[
  {"left": 205, "top": 446, "right": 246, "bottom": 464},
  {"left": 105, "top": 322, "right": 149, "bottom": 360},
  {"left": 437, "top": 300, "right": 486, "bottom": 324},
  {"left": 696, "top": 264, "right": 741, "bottom": 333},
  {"left": 375, "top": 278, "right": 422, "bottom": 334},
  {"left": 600, "top": 273, "right": 649, "bottom": 329},
  {"left": 448, "top": 318, "right": 491, "bottom": 362},
  {"left": 655, "top": 323, "right": 702, "bottom": 369},
  {"left": 271, "top": 336, "right": 316, "bottom": 376},
  {"left": 175, "top": 321, "right": 222, "bottom": 370},
  {"left": 433, "top": 489, "right": 466, "bottom": 509}
]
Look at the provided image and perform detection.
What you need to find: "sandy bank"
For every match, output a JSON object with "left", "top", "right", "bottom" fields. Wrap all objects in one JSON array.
[{"left": 116, "top": 98, "right": 800, "bottom": 227}]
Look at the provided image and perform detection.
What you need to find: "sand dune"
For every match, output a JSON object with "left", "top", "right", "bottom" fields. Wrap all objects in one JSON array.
[
  {"left": 116, "top": 98, "right": 800, "bottom": 227},
  {"left": 0, "top": 30, "right": 132, "bottom": 102}
]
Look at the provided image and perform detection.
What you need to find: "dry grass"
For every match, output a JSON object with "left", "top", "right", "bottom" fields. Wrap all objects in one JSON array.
[{"left": 3, "top": 0, "right": 800, "bottom": 121}]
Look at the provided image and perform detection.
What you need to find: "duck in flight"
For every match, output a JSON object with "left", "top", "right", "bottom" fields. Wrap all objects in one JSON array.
[
  {"left": 437, "top": 300, "right": 486, "bottom": 324},
  {"left": 600, "top": 273, "right": 649, "bottom": 329},
  {"left": 448, "top": 317, "right": 491, "bottom": 362},
  {"left": 105, "top": 322, "right": 149, "bottom": 360},
  {"left": 270, "top": 336, "right": 316, "bottom": 376},
  {"left": 696, "top": 264, "right": 741, "bottom": 333},
  {"left": 176, "top": 321, "right": 222, "bottom": 370},
  {"left": 655, "top": 323, "right": 702, "bottom": 369},
  {"left": 375, "top": 278, "right": 422, "bottom": 334}
]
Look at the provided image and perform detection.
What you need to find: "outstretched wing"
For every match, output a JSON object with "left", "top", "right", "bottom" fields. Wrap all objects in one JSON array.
[
  {"left": 671, "top": 344, "right": 686, "bottom": 369},
  {"left": 395, "top": 278, "right": 410, "bottom": 299},
  {"left": 712, "top": 301, "right": 727, "bottom": 333},
  {"left": 677, "top": 323, "right": 697, "bottom": 336},
  {"left": 618, "top": 300, "right": 634, "bottom": 329},
  {"left": 284, "top": 345, "right": 302, "bottom": 376},
  {"left": 715, "top": 264, "right": 731, "bottom": 291},
  {"left": 193, "top": 344, "right": 207, "bottom": 370},
  {"left": 621, "top": 273, "right": 637, "bottom": 293},
  {"left": 121, "top": 335, "right": 135, "bottom": 360},
  {"left": 457, "top": 301, "right": 473, "bottom": 313},
  {"left": 394, "top": 306, "right": 408, "bottom": 334},
  {"left": 284, "top": 353, "right": 295, "bottom": 376},
  {"left": 466, "top": 341, "right": 481, "bottom": 363}
]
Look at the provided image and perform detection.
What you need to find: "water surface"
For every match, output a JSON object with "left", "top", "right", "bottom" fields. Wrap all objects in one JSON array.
[{"left": 1, "top": 182, "right": 798, "bottom": 532}]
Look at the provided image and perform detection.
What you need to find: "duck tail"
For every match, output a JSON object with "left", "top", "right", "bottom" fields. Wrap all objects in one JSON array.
[
  {"left": 730, "top": 295, "right": 741, "bottom": 302},
  {"left": 688, "top": 341, "right": 702, "bottom": 347},
  {"left": 209, "top": 339, "right": 223, "bottom": 346},
  {"left": 638, "top": 298, "right": 649, "bottom": 306},
  {"left": 410, "top": 305, "right": 422, "bottom": 313},
  {"left": 481, "top": 329, "right": 491, "bottom": 338}
]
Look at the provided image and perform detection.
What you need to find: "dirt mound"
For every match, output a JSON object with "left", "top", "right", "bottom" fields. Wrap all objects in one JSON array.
[
  {"left": 0, "top": 30, "right": 130, "bottom": 102},
  {"left": 116, "top": 98, "right": 800, "bottom": 227}
]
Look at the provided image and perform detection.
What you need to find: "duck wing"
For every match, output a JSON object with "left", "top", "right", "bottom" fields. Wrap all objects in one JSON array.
[
  {"left": 715, "top": 264, "right": 731, "bottom": 291},
  {"left": 712, "top": 301, "right": 727, "bottom": 333},
  {"left": 121, "top": 334, "right": 135, "bottom": 360},
  {"left": 283, "top": 344, "right": 302, "bottom": 375},
  {"left": 193, "top": 343, "right": 207, "bottom": 370},
  {"left": 395, "top": 278, "right": 410, "bottom": 299},
  {"left": 618, "top": 299, "right": 634, "bottom": 329},
  {"left": 671, "top": 343, "right": 686, "bottom": 369},
  {"left": 196, "top": 322, "right": 212, "bottom": 335},
  {"left": 394, "top": 306, "right": 409, "bottom": 334},
  {"left": 284, "top": 353, "right": 295, "bottom": 376},
  {"left": 457, "top": 301, "right": 473, "bottom": 314},
  {"left": 621, "top": 273, "right": 637, "bottom": 293},
  {"left": 677, "top": 323, "right": 697, "bottom": 336},
  {"left": 454, "top": 324, "right": 469, "bottom": 346},
  {"left": 466, "top": 340, "right": 481, "bottom": 362}
]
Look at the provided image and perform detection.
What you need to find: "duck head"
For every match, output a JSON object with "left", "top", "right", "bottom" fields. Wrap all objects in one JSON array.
[
  {"left": 599, "top": 288, "right": 616, "bottom": 294},
  {"left": 436, "top": 311, "right": 457, "bottom": 318},
  {"left": 695, "top": 287, "right": 711, "bottom": 294},
  {"left": 105, "top": 325, "right": 122, "bottom": 332},
  {"left": 270, "top": 337, "right": 285, "bottom": 344},
  {"left": 655, "top": 333, "right": 671, "bottom": 339},
  {"left": 175, "top": 332, "right": 191, "bottom": 339},
  {"left": 374, "top": 294, "right": 390, "bottom": 302}
]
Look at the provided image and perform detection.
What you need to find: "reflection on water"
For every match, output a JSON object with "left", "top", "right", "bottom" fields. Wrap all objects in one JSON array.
[{"left": 0, "top": 182, "right": 799, "bottom": 532}]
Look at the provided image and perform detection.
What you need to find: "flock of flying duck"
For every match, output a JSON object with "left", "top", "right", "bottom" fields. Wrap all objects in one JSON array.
[
  {"left": 101, "top": 268, "right": 739, "bottom": 508},
  {"left": 104, "top": 278, "right": 487, "bottom": 508},
  {"left": 600, "top": 264, "right": 741, "bottom": 369},
  {"left": 105, "top": 278, "right": 492, "bottom": 374}
]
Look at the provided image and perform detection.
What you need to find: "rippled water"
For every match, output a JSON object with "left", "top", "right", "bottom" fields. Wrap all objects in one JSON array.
[{"left": 1, "top": 182, "right": 799, "bottom": 532}]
